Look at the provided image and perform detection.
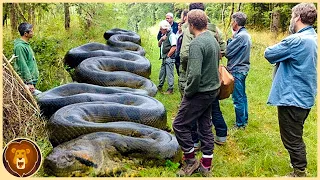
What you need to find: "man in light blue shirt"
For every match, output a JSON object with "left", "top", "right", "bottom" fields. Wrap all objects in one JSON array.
[
  {"left": 225, "top": 12, "right": 251, "bottom": 129},
  {"left": 264, "top": 3, "right": 317, "bottom": 177}
]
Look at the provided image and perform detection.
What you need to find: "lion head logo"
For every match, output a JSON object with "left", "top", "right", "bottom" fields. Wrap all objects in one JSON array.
[{"left": 3, "top": 138, "right": 42, "bottom": 177}]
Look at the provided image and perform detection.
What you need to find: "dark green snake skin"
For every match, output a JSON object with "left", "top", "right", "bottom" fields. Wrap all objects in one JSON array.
[{"left": 40, "top": 29, "right": 180, "bottom": 177}]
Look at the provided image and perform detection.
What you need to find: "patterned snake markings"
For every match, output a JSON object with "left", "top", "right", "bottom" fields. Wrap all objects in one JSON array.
[{"left": 40, "top": 29, "right": 180, "bottom": 177}]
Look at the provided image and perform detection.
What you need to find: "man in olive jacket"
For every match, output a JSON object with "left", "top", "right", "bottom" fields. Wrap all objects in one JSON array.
[
  {"left": 14, "top": 22, "right": 40, "bottom": 95},
  {"left": 179, "top": 4, "right": 226, "bottom": 98}
]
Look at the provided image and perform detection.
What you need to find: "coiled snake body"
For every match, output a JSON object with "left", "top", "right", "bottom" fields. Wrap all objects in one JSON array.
[{"left": 40, "top": 29, "right": 180, "bottom": 177}]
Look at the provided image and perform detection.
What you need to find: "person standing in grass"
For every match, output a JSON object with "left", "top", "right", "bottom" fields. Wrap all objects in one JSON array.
[
  {"left": 178, "top": 3, "right": 228, "bottom": 149},
  {"left": 14, "top": 22, "right": 41, "bottom": 96},
  {"left": 225, "top": 12, "right": 251, "bottom": 130},
  {"left": 264, "top": 3, "right": 317, "bottom": 177},
  {"left": 157, "top": 20, "right": 177, "bottom": 94},
  {"left": 173, "top": 9, "right": 220, "bottom": 177}
]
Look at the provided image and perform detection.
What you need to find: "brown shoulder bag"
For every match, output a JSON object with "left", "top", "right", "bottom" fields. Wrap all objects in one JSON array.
[{"left": 218, "top": 65, "right": 234, "bottom": 100}]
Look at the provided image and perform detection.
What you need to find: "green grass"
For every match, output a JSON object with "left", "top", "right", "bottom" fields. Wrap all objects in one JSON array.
[
  {"left": 138, "top": 28, "right": 317, "bottom": 177},
  {"left": 3, "top": 21, "right": 316, "bottom": 177}
]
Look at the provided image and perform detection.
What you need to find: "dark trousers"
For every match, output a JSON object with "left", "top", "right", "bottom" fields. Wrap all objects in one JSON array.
[
  {"left": 278, "top": 106, "right": 310, "bottom": 171},
  {"left": 191, "top": 96, "right": 227, "bottom": 143},
  {"left": 175, "top": 56, "right": 180, "bottom": 76},
  {"left": 173, "top": 90, "right": 217, "bottom": 155}
]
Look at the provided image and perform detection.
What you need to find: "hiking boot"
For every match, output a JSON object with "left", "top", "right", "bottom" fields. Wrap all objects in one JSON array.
[
  {"left": 176, "top": 158, "right": 199, "bottom": 177},
  {"left": 198, "top": 163, "right": 212, "bottom": 177},
  {"left": 163, "top": 89, "right": 173, "bottom": 95},
  {"left": 285, "top": 168, "right": 307, "bottom": 177}
]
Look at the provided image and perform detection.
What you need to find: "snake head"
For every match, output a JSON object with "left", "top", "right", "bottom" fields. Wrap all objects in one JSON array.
[{"left": 44, "top": 148, "right": 98, "bottom": 176}]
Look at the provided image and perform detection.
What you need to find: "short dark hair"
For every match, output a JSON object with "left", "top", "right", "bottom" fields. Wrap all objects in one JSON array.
[
  {"left": 18, "top": 22, "right": 33, "bottom": 36},
  {"left": 292, "top": 3, "right": 317, "bottom": 25},
  {"left": 188, "top": 9, "right": 208, "bottom": 30},
  {"left": 232, "top": 12, "right": 247, "bottom": 26},
  {"left": 189, "top": 3, "right": 205, "bottom": 11},
  {"left": 182, "top": 9, "right": 188, "bottom": 18}
]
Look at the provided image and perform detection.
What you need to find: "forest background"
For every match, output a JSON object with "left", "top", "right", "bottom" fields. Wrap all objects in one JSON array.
[{"left": 2, "top": 2, "right": 318, "bottom": 177}]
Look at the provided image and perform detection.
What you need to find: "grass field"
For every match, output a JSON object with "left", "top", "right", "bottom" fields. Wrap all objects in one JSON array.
[
  {"left": 136, "top": 26, "right": 317, "bottom": 177},
  {"left": 4, "top": 21, "right": 316, "bottom": 177}
]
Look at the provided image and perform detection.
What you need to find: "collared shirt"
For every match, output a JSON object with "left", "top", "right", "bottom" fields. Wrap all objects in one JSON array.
[
  {"left": 226, "top": 27, "right": 251, "bottom": 73},
  {"left": 157, "top": 21, "right": 179, "bottom": 40},
  {"left": 160, "top": 30, "right": 177, "bottom": 59},
  {"left": 264, "top": 26, "right": 317, "bottom": 109}
]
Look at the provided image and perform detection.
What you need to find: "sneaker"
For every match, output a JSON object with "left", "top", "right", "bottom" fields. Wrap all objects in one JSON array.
[
  {"left": 197, "top": 163, "right": 212, "bottom": 177},
  {"left": 176, "top": 158, "right": 200, "bottom": 177},
  {"left": 231, "top": 125, "right": 246, "bottom": 131},
  {"left": 285, "top": 168, "right": 307, "bottom": 177},
  {"left": 157, "top": 86, "right": 163, "bottom": 92},
  {"left": 194, "top": 142, "right": 201, "bottom": 152},
  {"left": 164, "top": 89, "right": 173, "bottom": 94},
  {"left": 289, "top": 163, "right": 293, "bottom": 168},
  {"left": 214, "top": 138, "right": 226, "bottom": 145}
]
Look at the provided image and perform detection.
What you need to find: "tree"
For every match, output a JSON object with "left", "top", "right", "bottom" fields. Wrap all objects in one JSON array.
[
  {"left": 271, "top": 10, "right": 280, "bottom": 33},
  {"left": 237, "top": 3, "right": 242, "bottom": 11},
  {"left": 64, "top": 3, "right": 70, "bottom": 30},
  {"left": 9, "top": 3, "right": 17, "bottom": 36}
]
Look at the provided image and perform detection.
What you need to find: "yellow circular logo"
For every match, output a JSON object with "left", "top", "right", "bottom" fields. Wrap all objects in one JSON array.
[{"left": 3, "top": 138, "right": 42, "bottom": 177}]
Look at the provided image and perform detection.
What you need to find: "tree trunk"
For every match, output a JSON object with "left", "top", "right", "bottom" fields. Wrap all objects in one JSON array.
[
  {"left": 271, "top": 10, "right": 280, "bottom": 32},
  {"left": 221, "top": 3, "right": 226, "bottom": 25},
  {"left": 237, "top": 3, "right": 242, "bottom": 11},
  {"left": 85, "top": 12, "right": 93, "bottom": 29},
  {"left": 3, "top": 3, "right": 9, "bottom": 26},
  {"left": 225, "top": 3, "right": 234, "bottom": 39},
  {"left": 9, "top": 3, "right": 17, "bottom": 37},
  {"left": 28, "top": 4, "right": 35, "bottom": 25},
  {"left": 253, "top": 3, "right": 256, "bottom": 25},
  {"left": 16, "top": 3, "right": 28, "bottom": 22},
  {"left": 64, "top": 3, "right": 70, "bottom": 30},
  {"left": 221, "top": 3, "right": 226, "bottom": 37}
]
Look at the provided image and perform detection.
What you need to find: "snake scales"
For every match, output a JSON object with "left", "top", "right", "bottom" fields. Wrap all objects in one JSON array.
[{"left": 39, "top": 29, "right": 180, "bottom": 176}]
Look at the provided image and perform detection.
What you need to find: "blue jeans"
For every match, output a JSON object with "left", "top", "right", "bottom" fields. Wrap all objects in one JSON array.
[
  {"left": 191, "top": 96, "right": 227, "bottom": 143},
  {"left": 212, "top": 96, "right": 227, "bottom": 141},
  {"left": 232, "top": 72, "right": 248, "bottom": 127}
]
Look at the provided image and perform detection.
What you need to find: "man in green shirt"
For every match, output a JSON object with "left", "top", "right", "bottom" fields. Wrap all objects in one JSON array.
[
  {"left": 173, "top": 9, "right": 220, "bottom": 177},
  {"left": 14, "top": 22, "right": 40, "bottom": 95}
]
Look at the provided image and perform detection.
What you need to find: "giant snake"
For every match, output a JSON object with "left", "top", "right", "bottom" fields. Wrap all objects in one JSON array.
[{"left": 39, "top": 29, "right": 180, "bottom": 176}]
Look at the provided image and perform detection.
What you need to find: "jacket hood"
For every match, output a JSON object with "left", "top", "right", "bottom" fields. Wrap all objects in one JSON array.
[
  {"left": 207, "top": 23, "right": 217, "bottom": 32},
  {"left": 14, "top": 38, "right": 29, "bottom": 46}
]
